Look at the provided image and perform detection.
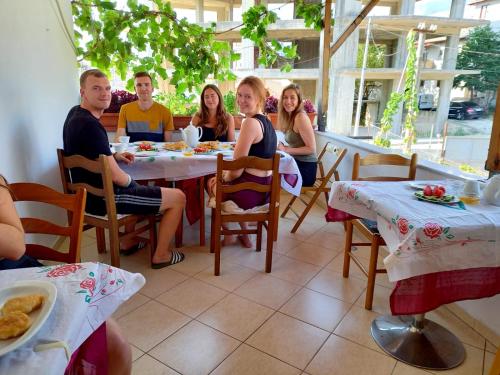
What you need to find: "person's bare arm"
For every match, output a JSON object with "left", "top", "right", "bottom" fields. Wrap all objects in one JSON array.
[
  {"left": 164, "top": 131, "right": 173, "bottom": 142},
  {"left": 278, "top": 113, "right": 316, "bottom": 156},
  {"left": 107, "top": 153, "right": 135, "bottom": 186},
  {"left": 225, "top": 118, "right": 259, "bottom": 181},
  {"left": 226, "top": 115, "right": 236, "bottom": 142},
  {"left": 0, "top": 177, "right": 25, "bottom": 260},
  {"left": 114, "top": 128, "right": 126, "bottom": 142}
]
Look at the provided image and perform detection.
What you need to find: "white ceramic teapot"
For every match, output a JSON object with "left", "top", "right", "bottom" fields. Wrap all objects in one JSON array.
[
  {"left": 180, "top": 123, "right": 203, "bottom": 148},
  {"left": 483, "top": 175, "right": 500, "bottom": 206}
]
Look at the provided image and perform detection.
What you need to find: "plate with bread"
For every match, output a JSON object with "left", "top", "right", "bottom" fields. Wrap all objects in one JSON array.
[{"left": 0, "top": 280, "right": 57, "bottom": 356}]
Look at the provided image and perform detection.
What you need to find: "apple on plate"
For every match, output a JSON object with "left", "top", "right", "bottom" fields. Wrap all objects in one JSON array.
[{"left": 423, "top": 185, "right": 433, "bottom": 196}]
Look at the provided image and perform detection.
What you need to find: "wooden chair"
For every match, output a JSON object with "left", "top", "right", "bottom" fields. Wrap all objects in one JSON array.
[
  {"left": 210, "top": 153, "right": 281, "bottom": 276},
  {"left": 343, "top": 152, "right": 417, "bottom": 310},
  {"left": 281, "top": 142, "right": 347, "bottom": 233},
  {"left": 10, "top": 182, "right": 86, "bottom": 264},
  {"left": 57, "top": 149, "right": 157, "bottom": 268}
]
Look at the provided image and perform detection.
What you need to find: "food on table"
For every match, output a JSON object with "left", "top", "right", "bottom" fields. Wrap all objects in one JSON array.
[
  {"left": 137, "top": 142, "right": 158, "bottom": 152},
  {"left": 422, "top": 185, "right": 447, "bottom": 199},
  {"left": 2, "top": 294, "right": 45, "bottom": 315},
  {"left": 182, "top": 149, "right": 194, "bottom": 156},
  {"left": 193, "top": 147, "right": 210, "bottom": 154},
  {"left": 0, "top": 311, "right": 32, "bottom": 340},
  {"left": 164, "top": 141, "right": 188, "bottom": 151},
  {"left": 415, "top": 190, "right": 455, "bottom": 202},
  {"left": 198, "top": 141, "right": 220, "bottom": 150}
]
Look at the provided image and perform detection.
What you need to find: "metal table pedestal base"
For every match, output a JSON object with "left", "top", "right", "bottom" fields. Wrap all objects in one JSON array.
[{"left": 371, "top": 314, "right": 465, "bottom": 370}]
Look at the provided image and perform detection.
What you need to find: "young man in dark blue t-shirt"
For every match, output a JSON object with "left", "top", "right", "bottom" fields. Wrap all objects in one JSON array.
[{"left": 63, "top": 69, "right": 185, "bottom": 268}]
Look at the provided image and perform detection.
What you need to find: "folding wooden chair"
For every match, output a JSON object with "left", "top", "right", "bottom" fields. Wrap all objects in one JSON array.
[
  {"left": 57, "top": 149, "right": 157, "bottom": 267},
  {"left": 210, "top": 153, "right": 280, "bottom": 276},
  {"left": 10, "top": 182, "right": 86, "bottom": 264},
  {"left": 343, "top": 152, "right": 417, "bottom": 310},
  {"left": 281, "top": 142, "right": 347, "bottom": 233}
]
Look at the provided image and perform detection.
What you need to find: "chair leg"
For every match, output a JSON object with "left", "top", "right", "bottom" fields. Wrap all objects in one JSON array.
[
  {"left": 365, "top": 236, "right": 380, "bottom": 310},
  {"left": 342, "top": 221, "right": 354, "bottom": 278},
  {"left": 96, "top": 227, "right": 106, "bottom": 253},
  {"left": 291, "top": 190, "right": 322, "bottom": 233},
  {"left": 280, "top": 195, "right": 297, "bottom": 218},
  {"left": 256, "top": 222, "right": 262, "bottom": 252},
  {"left": 210, "top": 208, "right": 215, "bottom": 254},
  {"left": 214, "top": 216, "right": 222, "bottom": 276},
  {"left": 109, "top": 227, "right": 120, "bottom": 268},
  {"left": 199, "top": 176, "right": 205, "bottom": 246},
  {"left": 265, "top": 220, "right": 274, "bottom": 273}
]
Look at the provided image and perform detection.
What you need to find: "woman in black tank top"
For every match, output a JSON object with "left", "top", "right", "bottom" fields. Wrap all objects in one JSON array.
[
  {"left": 191, "top": 84, "right": 235, "bottom": 142},
  {"left": 207, "top": 76, "right": 277, "bottom": 248}
]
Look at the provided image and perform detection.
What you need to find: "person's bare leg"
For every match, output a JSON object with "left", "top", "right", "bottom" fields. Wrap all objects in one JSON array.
[
  {"left": 238, "top": 222, "right": 253, "bottom": 248},
  {"left": 152, "top": 188, "right": 186, "bottom": 264},
  {"left": 106, "top": 319, "right": 131, "bottom": 375}
]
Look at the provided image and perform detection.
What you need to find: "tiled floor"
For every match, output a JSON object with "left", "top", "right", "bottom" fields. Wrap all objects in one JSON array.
[{"left": 79, "top": 193, "right": 497, "bottom": 375}]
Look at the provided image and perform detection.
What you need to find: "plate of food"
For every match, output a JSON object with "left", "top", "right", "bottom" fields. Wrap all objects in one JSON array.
[
  {"left": 136, "top": 143, "right": 158, "bottom": 152},
  {"left": 163, "top": 141, "right": 187, "bottom": 152},
  {"left": 193, "top": 147, "right": 215, "bottom": 155},
  {"left": 198, "top": 141, "right": 221, "bottom": 151},
  {"left": 408, "top": 182, "right": 432, "bottom": 190},
  {"left": 414, "top": 189, "right": 459, "bottom": 204},
  {"left": 0, "top": 280, "right": 57, "bottom": 356},
  {"left": 135, "top": 151, "right": 159, "bottom": 157}
]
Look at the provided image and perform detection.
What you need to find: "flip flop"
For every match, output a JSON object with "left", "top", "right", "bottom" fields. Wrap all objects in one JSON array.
[
  {"left": 151, "top": 250, "right": 185, "bottom": 269},
  {"left": 120, "top": 241, "right": 146, "bottom": 256}
]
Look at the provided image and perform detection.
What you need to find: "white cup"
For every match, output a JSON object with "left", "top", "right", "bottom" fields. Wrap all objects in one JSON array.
[
  {"left": 114, "top": 143, "right": 126, "bottom": 153},
  {"left": 463, "top": 180, "right": 480, "bottom": 197},
  {"left": 118, "top": 136, "right": 130, "bottom": 145}
]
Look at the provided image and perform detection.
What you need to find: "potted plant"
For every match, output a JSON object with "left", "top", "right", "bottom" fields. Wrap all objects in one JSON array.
[
  {"left": 264, "top": 95, "right": 316, "bottom": 129},
  {"left": 223, "top": 91, "right": 244, "bottom": 129},
  {"left": 100, "top": 90, "right": 138, "bottom": 131}
]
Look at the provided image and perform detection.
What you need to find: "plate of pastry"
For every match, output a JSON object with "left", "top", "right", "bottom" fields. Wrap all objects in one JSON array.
[{"left": 0, "top": 280, "right": 57, "bottom": 356}]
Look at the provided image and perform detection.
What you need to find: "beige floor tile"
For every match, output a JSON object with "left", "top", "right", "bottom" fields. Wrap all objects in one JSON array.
[
  {"left": 325, "top": 252, "right": 367, "bottom": 279},
  {"left": 138, "top": 267, "right": 189, "bottom": 298},
  {"left": 273, "top": 233, "right": 303, "bottom": 254},
  {"left": 234, "top": 273, "right": 301, "bottom": 309},
  {"left": 198, "top": 294, "right": 274, "bottom": 340},
  {"left": 270, "top": 256, "right": 322, "bottom": 286},
  {"left": 149, "top": 320, "right": 240, "bottom": 375},
  {"left": 132, "top": 354, "right": 180, "bottom": 375},
  {"left": 285, "top": 242, "right": 338, "bottom": 267},
  {"left": 212, "top": 343, "right": 301, "bottom": 375},
  {"left": 427, "top": 308, "right": 486, "bottom": 350},
  {"left": 320, "top": 222, "right": 346, "bottom": 236},
  {"left": 354, "top": 284, "right": 393, "bottom": 315},
  {"left": 306, "top": 268, "right": 366, "bottom": 303},
  {"left": 484, "top": 351, "right": 495, "bottom": 375},
  {"left": 428, "top": 342, "right": 485, "bottom": 375},
  {"left": 167, "top": 248, "right": 214, "bottom": 276},
  {"left": 305, "top": 334, "right": 396, "bottom": 375},
  {"left": 113, "top": 292, "right": 150, "bottom": 319},
  {"left": 156, "top": 278, "right": 227, "bottom": 318},
  {"left": 130, "top": 344, "right": 144, "bottom": 362},
  {"left": 279, "top": 218, "right": 326, "bottom": 242},
  {"left": 303, "top": 229, "right": 345, "bottom": 253},
  {"left": 392, "top": 362, "right": 433, "bottom": 374},
  {"left": 194, "top": 261, "right": 258, "bottom": 292},
  {"left": 333, "top": 305, "right": 383, "bottom": 353},
  {"left": 224, "top": 245, "right": 281, "bottom": 272},
  {"left": 279, "top": 288, "right": 351, "bottom": 332},
  {"left": 118, "top": 300, "right": 190, "bottom": 351},
  {"left": 247, "top": 312, "right": 329, "bottom": 370},
  {"left": 486, "top": 340, "right": 498, "bottom": 354}
]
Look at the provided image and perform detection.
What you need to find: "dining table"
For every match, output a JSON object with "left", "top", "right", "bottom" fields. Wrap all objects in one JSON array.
[
  {"left": 326, "top": 180, "right": 500, "bottom": 370},
  {"left": 0, "top": 262, "right": 145, "bottom": 374}
]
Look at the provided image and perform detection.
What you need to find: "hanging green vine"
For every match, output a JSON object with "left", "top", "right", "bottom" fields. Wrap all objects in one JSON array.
[{"left": 374, "top": 31, "right": 418, "bottom": 149}]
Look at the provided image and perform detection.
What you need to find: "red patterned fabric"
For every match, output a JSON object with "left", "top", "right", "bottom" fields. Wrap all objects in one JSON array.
[
  {"left": 65, "top": 322, "right": 108, "bottom": 375},
  {"left": 325, "top": 206, "right": 358, "bottom": 222},
  {"left": 176, "top": 178, "right": 202, "bottom": 225},
  {"left": 390, "top": 267, "right": 500, "bottom": 315}
]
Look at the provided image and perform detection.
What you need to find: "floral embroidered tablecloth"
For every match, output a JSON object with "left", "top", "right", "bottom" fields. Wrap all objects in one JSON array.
[
  {"left": 0, "top": 262, "right": 145, "bottom": 374},
  {"left": 328, "top": 181, "right": 500, "bottom": 282}
]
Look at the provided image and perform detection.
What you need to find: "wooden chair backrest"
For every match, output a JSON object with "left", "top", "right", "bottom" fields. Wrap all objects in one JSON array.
[
  {"left": 352, "top": 153, "right": 417, "bottom": 181},
  {"left": 10, "top": 182, "right": 86, "bottom": 263},
  {"left": 316, "top": 143, "right": 348, "bottom": 185},
  {"left": 57, "top": 149, "right": 117, "bottom": 218},
  {"left": 215, "top": 153, "right": 280, "bottom": 213}
]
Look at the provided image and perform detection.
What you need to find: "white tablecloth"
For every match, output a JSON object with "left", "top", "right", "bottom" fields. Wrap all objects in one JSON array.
[
  {"left": 0, "top": 262, "right": 145, "bottom": 374},
  {"left": 328, "top": 181, "right": 500, "bottom": 282},
  {"left": 120, "top": 145, "right": 303, "bottom": 196}
]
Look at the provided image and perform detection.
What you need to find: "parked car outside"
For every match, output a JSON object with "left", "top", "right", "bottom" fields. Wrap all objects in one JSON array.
[{"left": 448, "top": 101, "right": 484, "bottom": 120}]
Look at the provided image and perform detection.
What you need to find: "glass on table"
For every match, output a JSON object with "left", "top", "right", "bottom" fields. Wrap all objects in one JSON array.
[
  {"left": 445, "top": 179, "right": 464, "bottom": 197},
  {"left": 182, "top": 147, "right": 194, "bottom": 157}
]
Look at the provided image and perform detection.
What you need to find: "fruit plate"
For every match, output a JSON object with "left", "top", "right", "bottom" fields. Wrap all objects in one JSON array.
[
  {"left": 414, "top": 191, "right": 459, "bottom": 204},
  {"left": 0, "top": 281, "right": 57, "bottom": 356}
]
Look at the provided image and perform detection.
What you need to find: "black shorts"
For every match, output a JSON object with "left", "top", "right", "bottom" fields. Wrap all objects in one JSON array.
[{"left": 113, "top": 180, "right": 162, "bottom": 215}]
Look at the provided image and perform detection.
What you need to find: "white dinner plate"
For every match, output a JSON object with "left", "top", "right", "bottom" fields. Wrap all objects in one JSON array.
[
  {"left": 134, "top": 151, "right": 159, "bottom": 157},
  {"left": 0, "top": 280, "right": 57, "bottom": 356},
  {"left": 408, "top": 182, "right": 431, "bottom": 190}
]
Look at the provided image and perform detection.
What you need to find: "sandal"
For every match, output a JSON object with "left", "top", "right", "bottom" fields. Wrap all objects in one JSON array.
[
  {"left": 120, "top": 241, "right": 146, "bottom": 256},
  {"left": 151, "top": 250, "right": 185, "bottom": 269}
]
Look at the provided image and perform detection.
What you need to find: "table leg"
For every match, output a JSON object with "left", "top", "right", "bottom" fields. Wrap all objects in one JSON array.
[{"left": 371, "top": 314, "right": 465, "bottom": 370}]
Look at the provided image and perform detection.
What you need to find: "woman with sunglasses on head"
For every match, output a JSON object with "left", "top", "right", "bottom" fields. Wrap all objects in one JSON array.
[
  {"left": 207, "top": 76, "right": 277, "bottom": 248},
  {"left": 277, "top": 84, "right": 317, "bottom": 187},
  {"left": 191, "top": 84, "right": 235, "bottom": 142}
]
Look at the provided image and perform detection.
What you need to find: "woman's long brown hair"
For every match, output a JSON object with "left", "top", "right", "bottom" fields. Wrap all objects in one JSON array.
[
  {"left": 278, "top": 83, "right": 304, "bottom": 133},
  {"left": 196, "top": 84, "right": 230, "bottom": 138}
]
